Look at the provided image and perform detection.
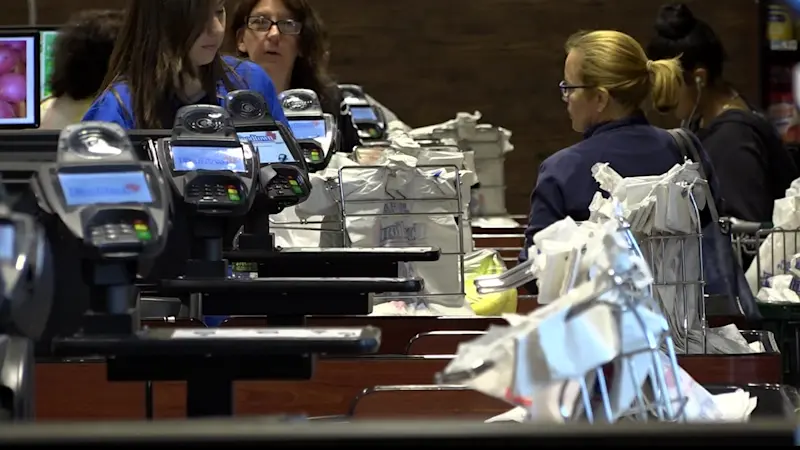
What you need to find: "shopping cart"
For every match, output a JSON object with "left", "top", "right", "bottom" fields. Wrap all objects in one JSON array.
[
  {"left": 338, "top": 164, "right": 467, "bottom": 310},
  {"left": 442, "top": 217, "right": 688, "bottom": 424},
  {"left": 722, "top": 218, "right": 800, "bottom": 384},
  {"left": 634, "top": 184, "right": 707, "bottom": 355}
]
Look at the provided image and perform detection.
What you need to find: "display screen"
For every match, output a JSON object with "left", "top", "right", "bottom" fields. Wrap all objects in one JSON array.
[
  {"left": 0, "top": 224, "right": 13, "bottom": 262},
  {"left": 289, "top": 119, "right": 326, "bottom": 140},
  {"left": 171, "top": 145, "right": 247, "bottom": 172},
  {"left": 0, "top": 35, "right": 37, "bottom": 127},
  {"left": 350, "top": 106, "right": 378, "bottom": 121},
  {"left": 40, "top": 30, "right": 59, "bottom": 99},
  {"left": 238, "top": 130, "right": 296, "bottom": 164},
  {"left": 58, "top": 171, "right": 153, "bottom": 206}
]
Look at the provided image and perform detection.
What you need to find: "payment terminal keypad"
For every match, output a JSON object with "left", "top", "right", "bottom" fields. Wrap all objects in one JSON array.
[
  {"left": 267, "top": 174, "right": 307, "bottom": 199},
  {"left": 186, "top": 183, "right": 241, "bottom": 203},
  {"left": 90, "top": 220, "right": 152, "bottom": 246},
  {"left": 303, "top": 148, "right": 322, "bottom": 162},
  {"left": 358, "top": 125, "right": 383, "bottom": 140}
]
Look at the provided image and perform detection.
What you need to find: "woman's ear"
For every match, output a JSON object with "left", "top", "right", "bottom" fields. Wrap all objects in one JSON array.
[
  {"left": 692, "top": 68, "right": 708, "bottom": 88},
  {"left": 236, "top": 29, "right": 247, "bottom": 54},
  {"left": 595, "top": 87, "right": 610, "bottom": 113}
]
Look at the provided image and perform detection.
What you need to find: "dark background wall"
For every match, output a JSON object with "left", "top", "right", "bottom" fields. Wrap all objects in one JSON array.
[{"left": 3, "top": 0, "right": 759, "bottom": 214}]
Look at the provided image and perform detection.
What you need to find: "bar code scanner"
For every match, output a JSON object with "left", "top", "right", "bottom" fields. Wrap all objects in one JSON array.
[
  {"left": 226, "top": 90, "right": 311, "bottom": 251},
  {"left": 339, "top": 84, "right": 386, "bottom": 142},
  {"left": 31, "top": 121, "right": 169, "bottom": 338},
  {"left": 279, "top": 89, "right": 338, "bottom": 172}
]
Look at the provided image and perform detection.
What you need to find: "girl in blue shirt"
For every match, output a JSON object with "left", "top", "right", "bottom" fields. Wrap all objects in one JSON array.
[{"left": 83, "top": 0, "right": 288, "bottom": 129}]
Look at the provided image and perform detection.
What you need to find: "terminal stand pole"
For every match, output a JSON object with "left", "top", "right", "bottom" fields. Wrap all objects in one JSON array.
[
  {"left": 185, "top": 218, "right": 241, "bottom": 417},
  {"left": 239, "top": 211, "right": 274, "bottom": 251},
  {"left": 83, "top": 260, "right": 140, "bottom": 335}
]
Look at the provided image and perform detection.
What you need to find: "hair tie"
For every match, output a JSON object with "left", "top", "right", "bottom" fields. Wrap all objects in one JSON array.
[{"left": 646, "top": 60, "right": 654, "bottom": 71}]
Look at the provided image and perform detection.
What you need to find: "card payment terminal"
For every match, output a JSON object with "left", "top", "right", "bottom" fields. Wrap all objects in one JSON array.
[
  {"left": 225, "top": 90, "right": 311, "bottom": 212},
  {"left": 279, "top": 89, "right": 338, "bottom": 171},
  {"left": 339, "top": 84, "right": 386, "bottom": 141},
  {"left": 155, "top": 105, "right": 258, "bottom": 217},
  {"left": 33, "top": 122, "right": 170, "bottom": 259}
]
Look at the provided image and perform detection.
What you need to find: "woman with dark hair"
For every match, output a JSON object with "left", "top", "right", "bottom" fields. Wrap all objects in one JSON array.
[
  {"left": 227, "top": 0, "right": 406, "bottom": 149},
  {"left": 647, "top": 2, "right": 798, "bottom": 222},
  {"left": 83, "top": 0, "right": 288, "bottom": 129},
  {"left": 40, "top": 9, "right": 124, "bottom": 129}
]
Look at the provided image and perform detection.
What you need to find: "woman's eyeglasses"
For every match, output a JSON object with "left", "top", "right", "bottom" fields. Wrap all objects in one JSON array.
[
  {"left": 559, "top": 80, "right": 592, "bottom": 101},
  {"left": 245, "top": 16, "right": 303, "bottom": 35}
]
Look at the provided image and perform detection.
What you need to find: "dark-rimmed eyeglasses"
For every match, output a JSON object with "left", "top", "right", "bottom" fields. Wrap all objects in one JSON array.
[
  {"left": 559, "top": 80, "right": 592, "bottom": 101},
  {"left": 245, "top": 16, "right": 303, "bottom": 35}
]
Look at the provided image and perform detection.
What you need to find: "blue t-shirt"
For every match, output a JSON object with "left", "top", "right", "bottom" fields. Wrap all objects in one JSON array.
[{"left": 82, "top": 56, "right": 288, "bottom": 128}]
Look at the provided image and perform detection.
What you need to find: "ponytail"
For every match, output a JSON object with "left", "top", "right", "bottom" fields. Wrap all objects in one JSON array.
[{"left": 648, "top": 57, "right": 684, "bottom": 113}]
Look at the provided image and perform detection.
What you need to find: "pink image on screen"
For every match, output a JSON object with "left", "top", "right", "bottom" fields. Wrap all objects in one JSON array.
[{"left": 0, "top": 40, "right": 27, "bottom": 119}]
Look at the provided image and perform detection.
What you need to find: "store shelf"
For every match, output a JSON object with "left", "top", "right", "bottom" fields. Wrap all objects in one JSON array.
[
  {"left": 766, "top": 41, "right": 800, "bottom": 66},
  {"left": 771, "top": 40, "right": 799, "bottom": 51}
]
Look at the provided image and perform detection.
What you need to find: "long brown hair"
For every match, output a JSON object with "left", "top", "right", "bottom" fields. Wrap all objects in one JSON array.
[
  {"left": 101, "top": 0, "right": 236, "bottom": 128},
  {"left": 226, "top": 0, "right": 338, "bottom": 114}
]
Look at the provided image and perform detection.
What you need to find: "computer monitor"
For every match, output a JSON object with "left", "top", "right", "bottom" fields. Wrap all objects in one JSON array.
[
  {"left": 0, "top": 26, "right": 59, "bottom": 102},
  {"left": 0, "top": 30, "right": 40, "bottom": 129},
  {"left": 39, "top": 29, "right": 58, "bottom": 100}
]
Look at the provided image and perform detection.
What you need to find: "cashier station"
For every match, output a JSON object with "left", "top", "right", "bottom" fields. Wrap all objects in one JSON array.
[
  {"left": 0, "top": 90, "right": 439, "bottom": 419},
  {"left": 0, "top": 96, "right": 796, "bottom": 444},
  {"left": 222, "top": 90, "right": 438, "bottom": 285}
]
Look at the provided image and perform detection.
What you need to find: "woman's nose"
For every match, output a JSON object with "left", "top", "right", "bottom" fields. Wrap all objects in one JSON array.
[
  {"left": 266, "top": 24, "right": 281, "bottom": 40},
  {"left": 209, "top": 17, "right": 225, "bottom": 34}
]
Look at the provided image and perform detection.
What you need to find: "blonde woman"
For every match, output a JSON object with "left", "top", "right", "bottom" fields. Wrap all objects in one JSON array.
[{"left": 520, "top": 30, "right": 715, "bottom": 262}]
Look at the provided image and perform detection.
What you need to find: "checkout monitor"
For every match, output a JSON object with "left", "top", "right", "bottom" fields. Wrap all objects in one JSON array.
[
  {"left": 237, "top": 129, "right": 297, "bottom": 165},
  {"left": 170, "top": 144, "right": 248, "bottom": 173},
  {"left": 0, "top": 26, "right": 57, "bottom": 102},
  {"left": 349, "top": 106, "right": 379, "bottom": 122},
  {"left": 288, "top": 118, "right": 326, "bottom": 141},
  {"left": 0, "top": 30, "right": 40, "bottom": 129},
  {"left": 57, "top": 171, "right": 153, "bottom": 207}
]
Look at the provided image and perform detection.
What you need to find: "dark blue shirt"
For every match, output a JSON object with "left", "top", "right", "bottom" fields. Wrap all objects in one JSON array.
[
  {"left": 520, "top": 114, "right": 710, "bottom": 262},
  {"left": 82, "top": 56, "right": 289, "bottom": 129}
]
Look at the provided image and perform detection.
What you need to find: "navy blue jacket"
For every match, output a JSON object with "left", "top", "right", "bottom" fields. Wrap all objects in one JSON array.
[
  {"left": 520, "top": 114, "right": 713, "bottom": 262},
  {"left": 516, "top": 114, "right": 762, "bottom": 319}
]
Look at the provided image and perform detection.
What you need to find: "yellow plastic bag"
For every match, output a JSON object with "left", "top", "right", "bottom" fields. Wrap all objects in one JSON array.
[{"left": 464, "top": 249, "right": 517, "bottom": 315}]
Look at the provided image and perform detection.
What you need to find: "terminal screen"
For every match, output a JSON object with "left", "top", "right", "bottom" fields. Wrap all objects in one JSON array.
[
  {"left": 238, "top": 130, "right": 296, "bottom": 164},
  {"left": 171, "top": 145, "right": 246, "bottom": 172},
  {"left": 350, "top": 106, "right": 378, "bottom": 121},
  {"left": 0, "top": 224, "right": 13, "bottom": 261},
  {"left": 289, "top": 119, "right": 326, "bottom": 140},
  {"left": 0, "top": 35, "right": 37, "bottom": 127},
  {"left": 58, "top": 171, "right": 153, "bottom": 206}
]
